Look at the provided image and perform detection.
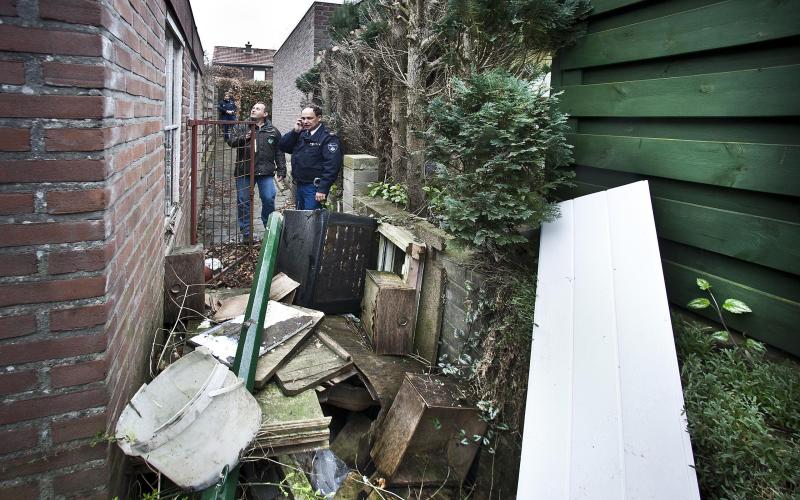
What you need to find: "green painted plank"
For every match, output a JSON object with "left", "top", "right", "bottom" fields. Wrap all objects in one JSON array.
[
  {"left": 575, "top": 118, "right": 800, "bottom": 145},
  {"left": 567, "top": 179, "right": 800, "bottom": 274},
  {"left": 560, "top": 0, "right": 800, "bottom": 69},
  {"left": 589, "top": 0, "right": 647, "bottom": 15},
  {"left": 569, "top": 133, "right": 800, "bottom": 196},
  {"left": 580, "top": 42, "right": 800, "bottom": 85},
  {"left": 588, "top": 0, "right": 721, "bottom": 34},
  {"left": 652, "top": 197, "right": 800, "bottom": 276},
  {"left": 662, "top": 259, "right": 800, "bottom": 357},
  {"left": 560, "top": 65, "right": 800, "bottom": 117}
]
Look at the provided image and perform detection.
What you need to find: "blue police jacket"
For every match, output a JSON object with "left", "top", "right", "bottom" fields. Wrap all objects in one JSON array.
[
  {"left": 218, "top": 99, "right": 236, "bottom": 120},
  {"left": 279, "top": 123, "right": 343, "bottom": 195}
]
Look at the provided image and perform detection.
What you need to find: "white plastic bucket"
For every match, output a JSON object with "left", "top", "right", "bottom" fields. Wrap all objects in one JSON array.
[{"left": 115, "top": 347, "right": 262, "bottom": 490}]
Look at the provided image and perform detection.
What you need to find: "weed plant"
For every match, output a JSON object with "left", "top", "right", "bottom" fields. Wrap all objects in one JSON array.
[{"left": 675, "top": 318, "right": 800, "bottom": 499}]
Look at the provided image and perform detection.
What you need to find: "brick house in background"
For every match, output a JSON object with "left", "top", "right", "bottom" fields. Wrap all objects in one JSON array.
[
  {"left": 272, "top": 1, "right": 340, "bottom": 135},
  {"left": 0, "top": 0, "right": 206, "bottom": 497},
  {"left": 212, "top": 42, "right": 275, "bottom": 82}
]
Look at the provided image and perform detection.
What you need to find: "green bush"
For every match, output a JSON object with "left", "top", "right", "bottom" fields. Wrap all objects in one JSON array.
[
  {"left": 424, "top": 69, "right": 574, "bottom": 252},
  {"left": 675, "top": 319, "right": 800, "bottom": 499}
]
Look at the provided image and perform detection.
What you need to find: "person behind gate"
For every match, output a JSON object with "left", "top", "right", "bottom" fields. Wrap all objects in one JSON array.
[
  {"left": 218, "top": 91, "right": 237, "bottom": 139},
  {"left": 226, "top": 102, "right": 286, "bottom": 239},
  {"left": 278, "top": 105, "right": 343, "bottom": 210}
]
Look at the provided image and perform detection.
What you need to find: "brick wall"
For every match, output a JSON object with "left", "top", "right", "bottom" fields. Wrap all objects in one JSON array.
[
  {"left": 272, "top": 1, "right": 340, "bottom": 135},
  {"left": 0, "top": 0, "right": 203, "bottom": 498}
]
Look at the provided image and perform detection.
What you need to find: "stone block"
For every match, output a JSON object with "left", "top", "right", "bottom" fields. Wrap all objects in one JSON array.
[{"left": 343, "top": 154, "right": 379, "bottom": 170}]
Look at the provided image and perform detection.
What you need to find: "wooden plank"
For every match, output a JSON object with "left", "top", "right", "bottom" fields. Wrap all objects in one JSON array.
[
  {"left": 589, "top": 0, "right": 647, "bottom": 15},
  {"left": 560, "top": 0, "right": 800, "bottom": 69},
  {"left": 587, "top": 0, "right": 722, "bottom": 34},
  {"left": 569, "top": 133, "right": 800, "bottom": 196},
  {"left": 580, "top": 42, "right": 800, "bottom": 85},
  {"left": 275, "top": 333, "right": 354, "bottom": 395},
  {"left": 560, "top": 65, "right": 800, "bottom": 117},
  {"left": 518, "top": 181, "right": 700, "bottom": 498},
  {"left": 317, "top": 316, "right": 426, "bottom": 416},
  {"left": 377, "top": 222, "right": 426, "bottom": 258},
  {"left": 164, "top": 244, "right": 205, "bottom": 325}
]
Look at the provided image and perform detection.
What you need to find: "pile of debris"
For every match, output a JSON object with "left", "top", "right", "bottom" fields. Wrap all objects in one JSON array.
[{"left": 117, "top": 210, "right": 485, "bottom": 499}]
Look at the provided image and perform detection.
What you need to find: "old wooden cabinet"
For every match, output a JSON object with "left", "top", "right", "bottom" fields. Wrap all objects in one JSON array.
[
  {"left": 361, "top": 270, "right": 415, "bottom": 355},
  {"left": 371, "top": 373, "right": 486, "bottom": 485}
]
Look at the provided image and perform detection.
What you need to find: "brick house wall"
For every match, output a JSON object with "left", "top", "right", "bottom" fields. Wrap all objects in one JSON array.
[
  {"left": 0, "top": 0, "right": 204, "bottom": 498},
  {"left": 271, "top": 1, "right": 340, "bottom": 135}
]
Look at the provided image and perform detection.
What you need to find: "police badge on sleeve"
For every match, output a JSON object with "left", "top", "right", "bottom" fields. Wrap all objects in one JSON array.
[{"left": 327, "top": 143, "right": 339, "bottom": 153}]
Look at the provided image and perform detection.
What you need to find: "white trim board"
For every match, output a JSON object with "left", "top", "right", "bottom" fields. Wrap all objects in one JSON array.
[{"left": 518, "top": 181, "right": 700, "bottom": 499}]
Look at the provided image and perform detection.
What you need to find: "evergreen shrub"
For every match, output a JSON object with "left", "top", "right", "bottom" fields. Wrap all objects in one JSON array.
[{"left": 425, "top": 69, "right": 574, "bottom": 251}]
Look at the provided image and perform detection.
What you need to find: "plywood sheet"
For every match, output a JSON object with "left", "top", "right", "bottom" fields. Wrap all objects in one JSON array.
[
  {"left": 275, "top": 332, "right": 353, "bottom": 395},
  {"left": 518, "top": 181, "right": 700, "bottom": 499}
]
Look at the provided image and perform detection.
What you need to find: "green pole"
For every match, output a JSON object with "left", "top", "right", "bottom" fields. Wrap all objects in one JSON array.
[{"left": 200, "top": 212, "right": 283, "bottom": 500}]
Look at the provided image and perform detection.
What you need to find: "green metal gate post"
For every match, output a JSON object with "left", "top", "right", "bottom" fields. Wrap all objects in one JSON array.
[{"left": 201, "top": 212, "right": 283, "bottom": 499}]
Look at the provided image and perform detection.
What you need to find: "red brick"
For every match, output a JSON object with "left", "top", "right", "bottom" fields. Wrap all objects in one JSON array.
[
  {"left": 0, "top": 253, "right": 37, "bottom": 277},
  {"left": 0, "top": 443, "right": 105, "bottom": 481},
  {"left": 53, "top": 464, "right": 106, "bottom": 495},
  {"left": 0, "top": 370, "right": 38, "bottom": 395},
  {"left": 0, "top": 127, "right": 29, "bottom": 152},
  {"left": 0, "top": 61, "right": 24, "bottom": 85},
  {"left": 0, "top": 193, "right": 33, "bottom": 215},
  {"left": 0, "top": 95, "right": 106, "bottom": 119},
  {"left": 0, "top": 481, "right": 39, "bottom": 499},
  {"left": 45, "top": 128, "right": 109, "bottom": 152},
  {"left": 0, "top": 221, "right": 105, "bottom": 247},
  {"left": 51, "top": 359, "right": 107, "bottom": 388},
  {"left": 0, "top": 333, "right": 105, "bottom": 366},
  {"left": 48, "top": 246, "right": 109, "bottom": 275},
  {"left": 0, "top": 160, "right": 106, "bottom": 183},
  {"left": 52, "top": 412, "right": 106, "bottom": 444},
  {"left": 0, "top": 387, "right": 107, "bottom": 425},
  {"left": 0, "top": 276, "right": 106, "bottom": 307},
  {"left": 0, "top": 25, "right": 103, "bottom": 56},
  {"left": 39, "top": 0, "right": 102, "bottom": 25},
  {"left": 46, "top": 189, "right": 107, "bottom": 214},
  {"left": 50, "top": 303, "right": 109, "bottom": 332},
  {"left": 0, "top": 425, "right": 38, "bottom": 454},
  {"left": 0, "top": 0, "right": 16, "bottom": 16},
  {"left": 0, "top": 314, "right": 36, "bottom": 340},
  {"left": 43, "top": 62, "right": 106, "bottom": 88}
]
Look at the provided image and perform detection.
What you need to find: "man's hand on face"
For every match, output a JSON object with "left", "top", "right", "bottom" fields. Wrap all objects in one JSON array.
[
  {"left": 294, "top": 119, "right": 303, "bottom": 133},
  {"left": 315, "top": 192, "right": 327, "bottom": 203}
]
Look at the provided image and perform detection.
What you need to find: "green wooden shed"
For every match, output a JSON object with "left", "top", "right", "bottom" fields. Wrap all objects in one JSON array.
[{"left": 553, "top": 0, "right": 800, "bottom": 355}]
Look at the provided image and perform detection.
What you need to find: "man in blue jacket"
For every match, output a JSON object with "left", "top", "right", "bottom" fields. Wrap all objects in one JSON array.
[
  {"left": 218, "top": 91, "right": 236, "bottom": 139},
  {"left": 279, "top": 105, "right": 343, "bottom": 210}
]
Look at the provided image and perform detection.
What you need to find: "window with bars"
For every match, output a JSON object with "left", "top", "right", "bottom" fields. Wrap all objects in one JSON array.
[{"left": 164, "top": 20, "right": 183, "bottom": 215}]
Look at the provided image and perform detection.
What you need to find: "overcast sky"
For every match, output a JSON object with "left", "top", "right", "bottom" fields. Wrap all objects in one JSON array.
[{"left": 191, "top": 0, "right": 346, "bottom": 60}]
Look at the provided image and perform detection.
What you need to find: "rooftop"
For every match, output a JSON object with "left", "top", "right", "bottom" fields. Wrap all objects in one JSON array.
[{"left": 212, "top": 43, "right": 275, "bottom": 67}]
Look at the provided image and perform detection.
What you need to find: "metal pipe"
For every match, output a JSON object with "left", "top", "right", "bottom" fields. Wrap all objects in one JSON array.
[{"left": 190, "top": 120, "right": 198, "bottom": 245}]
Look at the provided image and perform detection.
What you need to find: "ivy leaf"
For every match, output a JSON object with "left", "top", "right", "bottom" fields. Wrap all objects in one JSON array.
[
  {"left": 711, "top": 331, "right": 730, "bottom": 343},
  {"left": 687, "top": 298, "right": 711, "bottom": 310},
  {"left": 696, "top": 278, "right": 712, "bottom": 290},
  {"left": 722, "top": 299, "right": 752, "bottom": 314},
  {"left": 432, "top": 417, "right": 442, "bottom": 431}
]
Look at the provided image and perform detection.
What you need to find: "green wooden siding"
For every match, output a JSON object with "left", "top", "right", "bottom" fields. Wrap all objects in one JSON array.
[{"left": 554, "top": 0, "right": 800, "bottom": 355}]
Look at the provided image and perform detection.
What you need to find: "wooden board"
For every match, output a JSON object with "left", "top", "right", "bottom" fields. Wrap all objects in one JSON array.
[
  {"left": 561, "top": 65, "right": 800, "bottom": 118},
  {"left": 518, "top": 181, "right": 700, "bottom": 499},
  {"left": 275, "top": 332, "right": 354, "bottom": 395},
  {"left": 212, "top": 273, "right": 300, "bottom": 321},
  {"left": 317, "top": 316, "right": 426, "bottom": 416},
  {"left": 164, "top": 244, "right": 205, "bottom": 325},
  {"left": 560, "top": 0, "right": 800, "bottom": 69}
]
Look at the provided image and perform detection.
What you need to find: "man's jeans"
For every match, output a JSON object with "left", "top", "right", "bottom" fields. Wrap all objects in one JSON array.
[
  {"left": 236, "top": 175, "right": 276, "bottom": 238},
  {"left": 296, "top": 182, "right": 322, "bottom": 210}
]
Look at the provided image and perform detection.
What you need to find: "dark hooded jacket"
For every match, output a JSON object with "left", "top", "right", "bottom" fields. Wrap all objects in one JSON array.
[{"left": 226, "top": 121, "right": 287, "bottom": 178}]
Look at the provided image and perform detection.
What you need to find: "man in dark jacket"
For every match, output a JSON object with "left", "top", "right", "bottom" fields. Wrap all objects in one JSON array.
[
  {"left": 226, "top": 102, "right": 286, "bottom": 239},
  {"left": 218, "top": 91, "right": 236, "bottom": 139},
  {"left": 278, "top": 105, "right": 342, "bottom": 210}
]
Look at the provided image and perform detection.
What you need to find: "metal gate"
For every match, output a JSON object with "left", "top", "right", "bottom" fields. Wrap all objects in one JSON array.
[{"left": 189, "top": 119, "right": 293, "bottom": 287}]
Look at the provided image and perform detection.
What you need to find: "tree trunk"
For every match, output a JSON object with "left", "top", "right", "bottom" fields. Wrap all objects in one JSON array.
[
  {"left": 389, "top": 1, "right": 408, "bottom": 184},
  {"left": 405, "top": 0, "right": 426, "bottom": 211}
]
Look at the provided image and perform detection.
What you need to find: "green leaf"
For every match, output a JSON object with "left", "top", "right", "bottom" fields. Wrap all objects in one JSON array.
[
  {"left": 696, "top": 278, "right": 712, "bottom": 290},
  {"left": 744, "top": 338, "right": 766, "bottom": 353},
  {"left": 687, "top": 298, "right": 711, "bottom": 310},
  {"left": 722, "top": 299, "right": 752, "bottom": 314},
  {"left": 432, "top": 417, "right": 442, "bottom": 430},
  {"left": 711, "top": 331, "right": 730, "bottom": 343}
]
